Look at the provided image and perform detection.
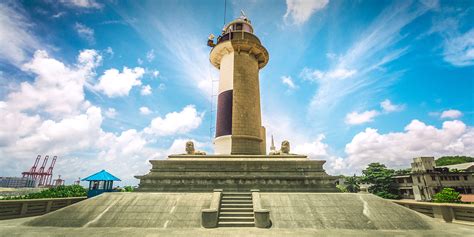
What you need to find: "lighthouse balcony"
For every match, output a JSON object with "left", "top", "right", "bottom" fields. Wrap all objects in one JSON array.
[{"left": 217, "top": 31, "right": 261, "bottom": 45}]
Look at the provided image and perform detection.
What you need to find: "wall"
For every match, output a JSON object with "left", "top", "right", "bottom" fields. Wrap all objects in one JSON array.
[
  {"left": 0, "top": 197, "right": 85, "bottom": 220},
  {"left": 393, "top": 199, "right": 474, "bottom": 224}
]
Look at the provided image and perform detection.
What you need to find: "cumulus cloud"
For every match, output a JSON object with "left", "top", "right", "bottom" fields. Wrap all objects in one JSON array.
[
  {"left": 97, "top": 129, "right": 147, "bottom": 161},
  {"left": 345, "top": 110, "right": 379, "bottom": 125},
  {"left": 74, "top": 23, "right": 95, "bottom": 44},
  {"left": 140, "top": 84, "right": 152, "bottom": 96},
  {"left": 0, "top": 2, "right": 41, "bottom": 66},
  {"left": 440, "top": 109, "right": 463, "bottom": 119},
  {"left": 283, "top": 0, "right": 329, "bottom": 25},
  {"left": 380, "top": 99, "right": 404, "bottom": 112},
  {"left": 281, "top": 76, "right": 297, "bottom": 89},
  {"left": 7, "top": 50, "right": 101, "bottom": 116},
  {"left": 139, "top": 106, "right": 151, "bottom": 115},
  {"left": 152, "top": 70, "right": 160, "bottom": 78},
  {"left": 343, "top": 119, "right": 474, "bottom": 172},
  {"left": 95, "top": 67, "right": 145, "bottom": 97},
  {"left": 144, "top": 105, "right": 203, "bottom": 136}
]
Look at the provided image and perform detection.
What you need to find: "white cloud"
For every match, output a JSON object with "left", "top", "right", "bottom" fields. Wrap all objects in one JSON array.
[
  {"left": 144, "top": 105, "right": 203, "bottom": 136},
  {"left": 95, "top": 67, "right": 145, "bottom": 97},
  {"left": 294, "top": 134, "right": 329, "bottom": 158},
  {"left": 283, "top": 0, "right": 329, "bottom": 26},
  {"left": 97, "top": 129, "right": 147, "bottom": 161},
  {"left": 105, "top": 47, "right": 114, "bottom": 57},
  {"left": 440, "top": 109, "right": 463, "bottom": 119},
  {"left": 105, "top": 108, "right": 117, "bottom": 118},
  {"left": 345, "top": 110, "right": 379, "bottom": 125},
  {"left": 60, "top": 0, "right": 102, "bottom": 9},
  {"left": 146, "top": 49, "right": 155, "bottom": 62},
  {"left": 343, "top": 119, "right": 474, "bottom": 172},
  {"left": 74, "top": 23, "right": 95, "bottom": 44},
  {"left": 137, "top": 58, "right": 143, "bottom": 65},
  {"left": 139, "top": 106, "right": 152, "bottom": 115},
  {"left": 428, "top": 17, "right": 474, "bottom": 66},
  {"left": 301, "top": 67, "right": 357, "bottom": 81},
  {"left": 165, "top": 138, "right": 208, "bottom": 155},
  {"left": 442, "top": 29, "right": 474, "bottom": 67},
  {"left": 0, "top": 3, "right": 41, "bottom": 66},
  {"left": 126, "top": 15, "right": 217, "bottom": 98},
  {"left": 152, "top": 70, "right": 160, "bottom": 77},
  {"left": 140, "top": 84, "right": 152, "bottom": 96},
  {"left": 52, "top": 12, "right": 66, "bottom": 18},
  {"left": 380, "top": 99, "right": 404, "bottom": 112},
  {"left": 281, "top": 76, "right": 297, "bottom": 89},
  {"left": 7, "top": 50, "right": 101, "bottom": 117},
  {"left": 305, "top": 1, "right": 436, "bottom": 112}
]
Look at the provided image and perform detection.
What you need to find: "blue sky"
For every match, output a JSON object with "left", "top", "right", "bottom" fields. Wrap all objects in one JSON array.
[{"left": 0, "top": 0, "right": 473, "bottom": 185}]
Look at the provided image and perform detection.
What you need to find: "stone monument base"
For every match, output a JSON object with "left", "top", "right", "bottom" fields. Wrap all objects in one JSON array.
[{"left": 135, "top": 155, "right": 338, "bottom": 192}]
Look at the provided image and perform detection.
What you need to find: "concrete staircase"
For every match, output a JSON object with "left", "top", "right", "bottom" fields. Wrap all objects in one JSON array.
[{"left": 218, "top": 192, "right": 255, "bottom": 227}]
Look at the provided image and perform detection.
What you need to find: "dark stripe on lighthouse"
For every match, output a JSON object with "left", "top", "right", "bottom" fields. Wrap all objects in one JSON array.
[{"left": 215, "top": 90, "right": 233, "bottom": 137}]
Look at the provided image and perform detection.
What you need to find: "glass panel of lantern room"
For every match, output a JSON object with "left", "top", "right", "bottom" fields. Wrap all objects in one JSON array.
[{"left": 243, "top": 24, "right": 252, "bottom": 33}]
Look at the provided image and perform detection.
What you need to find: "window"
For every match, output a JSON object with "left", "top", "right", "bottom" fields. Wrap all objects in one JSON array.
[
  {"left": 455, "top": 176, "right": 460, "bottom": 181},
  {"left": 464, "top": 175, "right": 468, "bottom": 181},
  {"left": 417, "top": 177, "right": 421, "bottom": 183},
  {"left": 235, "top": 23, "right": 243, "bottom": 30},
  {"left": 431, "top": 176, "right": 436, "bottom": 181}
]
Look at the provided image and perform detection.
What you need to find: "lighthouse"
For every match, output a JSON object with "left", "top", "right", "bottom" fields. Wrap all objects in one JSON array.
[{"left": 209, "top": 14, "right": 269, "bottom": 155}]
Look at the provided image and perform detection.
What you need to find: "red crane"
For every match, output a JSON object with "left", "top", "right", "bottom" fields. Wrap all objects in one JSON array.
[
  {"left": 44, "top": 156, "right": 57, "bottom": 186},
  {"left": 36, "top": 155, "right": 49, "bottom": 186},
  {"left": 22, "top": 155, "right": 41, "bottom": 179}
]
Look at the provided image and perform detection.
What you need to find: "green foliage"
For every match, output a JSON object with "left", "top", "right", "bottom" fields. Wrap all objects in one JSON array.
[
  {"left": 345, "top": 176, "right": 360, "bottom": 193},
  {"left": 336, "top": 184, "right": 348, "bottom": 192},
  {"left": 433, "top": 188, "right": 462, "bottom": 203},
  {"left": 0, "top": 185, "right": 86, "bottom": 200},
  {"left": 435, "top": 156, "right": 474, "bottom": 166},
  {"left": 122, "top": 186, "right": 134, "bottom": 192},
  {"left": 394, "top": 168, "right": 411, "bottom": 175},
  {"left": 360, "top": 163, "right": 400, "bottom": 199}
]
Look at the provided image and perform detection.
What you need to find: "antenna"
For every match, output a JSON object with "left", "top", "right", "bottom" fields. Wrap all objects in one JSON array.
[
  {"left": 240, "top": 9, "right": 247, "bottom": 18},
  {"left": 223, "top": 0, "right": 227, "bottom": 26}
]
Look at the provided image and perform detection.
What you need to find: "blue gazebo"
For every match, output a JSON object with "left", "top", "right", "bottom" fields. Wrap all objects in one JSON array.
[{"left": 82, "top": 170, "right": 121, "bottom": 198}]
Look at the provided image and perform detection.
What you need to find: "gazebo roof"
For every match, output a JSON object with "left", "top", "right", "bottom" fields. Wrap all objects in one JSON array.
[{"left": 81, "top": 170, "right": 121, "bottom": 181}]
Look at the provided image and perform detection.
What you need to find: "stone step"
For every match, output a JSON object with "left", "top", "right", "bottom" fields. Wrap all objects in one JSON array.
[
  {"left": 220, "top": 207, "right": 254, "bottom": 212},
  {"left": 222, "top": 192, "right": 251, "bottom": 196},
  {"left": 218, "top": 216, "right": 255, "bottom": 222},
  {"left": 221, "top": 199, "right": 253, "bottom": 204},
  {"left": 220, "top": 203, "right": 253, "bottom": 208},
  {"left": 217, "top": 222, "right": 255, "bottom": 227},
  {"left": 222, "top": 196, "right": 252, "bottom": 200},
  {"left": 219, "top": 212, "right": 254, "bottom": 217}
]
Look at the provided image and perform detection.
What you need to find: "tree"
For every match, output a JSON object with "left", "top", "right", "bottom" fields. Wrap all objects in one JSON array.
[
  {"left": 360, "top": 163, "right": 400, "bottom": 199},
  {"left": 433, "top": 188, "right": 462, "bottom": 203},
  {"left": 336, "top": 184, "right": 348, "bottom": 192},
  {"left": 345, "top": 175, "right": 360, "bottom": 193},
  {"left": 435, "top": 156, "right": 474, "bottom": 166}
]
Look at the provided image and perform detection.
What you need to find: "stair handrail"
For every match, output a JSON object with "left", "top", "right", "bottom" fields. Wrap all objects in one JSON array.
[{"left": 251, "top": 189, "right": 271, "bottom": 228}]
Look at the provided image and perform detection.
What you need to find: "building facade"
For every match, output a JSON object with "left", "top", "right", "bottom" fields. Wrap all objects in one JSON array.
[
  {"left": 0, "top": 177, "right": 38, "bottom": 188},
  {"left": 393, "top": 157, "right": 474, "bottom": 201}
]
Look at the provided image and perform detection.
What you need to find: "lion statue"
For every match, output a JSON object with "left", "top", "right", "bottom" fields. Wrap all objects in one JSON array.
[
  {"left": 269, "top": 140, "right": 292, "bottom": 155},
  {"left": 185, "top": 141, "right": 206, "bottom": 155}
]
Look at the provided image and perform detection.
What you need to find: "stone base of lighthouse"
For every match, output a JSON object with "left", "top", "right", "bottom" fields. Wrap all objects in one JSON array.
[{"left": 135, "top": 155, "right": 338, "bottom": 192}]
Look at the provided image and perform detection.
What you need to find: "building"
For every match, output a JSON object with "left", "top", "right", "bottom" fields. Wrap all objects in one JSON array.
[
  {"left": 393, "top": 157, "right": 474, "bottom": 201},
  {"left": 0, "top": 177, "right": 38, "bottom": 188}
]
